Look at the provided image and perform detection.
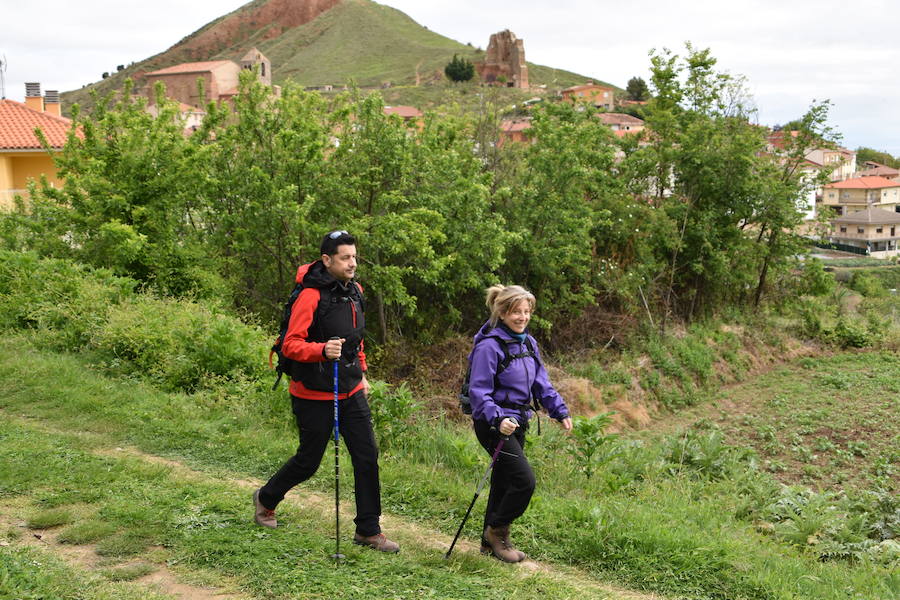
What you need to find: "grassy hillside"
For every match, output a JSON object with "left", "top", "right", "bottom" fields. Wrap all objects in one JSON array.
[{"left": 62, "top": 0, "right": 608, "bottom": 114}]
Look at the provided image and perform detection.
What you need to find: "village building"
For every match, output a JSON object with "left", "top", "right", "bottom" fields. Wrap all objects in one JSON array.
[
  {"left": 0, "top": 83, "right": 71, "bottom": 210},
  {"left": 143, "top": 48, "right": 274, "bottom": 108},
  {"left": 561, "top": 82, "right": 615, "bottom": 111},
  {"left": 829, "top": 207, "right": 900, "bottom": 257},
  {"left": 476, "top": 30, "right": 529, "bottom": 89},
  {"left": 499, "top": 118, "right": 533, "bottom": 146},
  {"left": 821, "top": 176, "right": 900, "bottom": 216},
  {"left": 596, "top": 112, "right": 644, "bottom": 134},
  {"left": 856, "top": 161, "right": 900, "bottom": 180}
]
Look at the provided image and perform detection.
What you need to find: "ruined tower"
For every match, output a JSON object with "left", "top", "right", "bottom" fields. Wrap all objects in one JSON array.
[{"left": 476, "top": 30, "right": 529, "bottom": 89}]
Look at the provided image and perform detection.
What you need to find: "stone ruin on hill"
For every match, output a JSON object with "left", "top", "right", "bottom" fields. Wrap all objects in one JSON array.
[{"left": 476, "top": 29, "right": 529, "bottom": 89}]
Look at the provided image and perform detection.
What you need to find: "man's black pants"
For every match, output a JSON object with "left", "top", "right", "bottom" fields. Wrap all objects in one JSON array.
[
  {"left": 258, "top": 391, "right": 382, "bottom": 536},
  {"left": 473, "top": 419, "right": 536, "bottom": 530}
]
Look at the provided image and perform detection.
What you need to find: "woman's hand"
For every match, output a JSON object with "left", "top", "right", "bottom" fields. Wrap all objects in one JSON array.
[
  {"left": 559, "top": 417, "right": 573, "bottom": 432},
  {"left": 498, "top": 418, "right": 519, "bottom": 436}
]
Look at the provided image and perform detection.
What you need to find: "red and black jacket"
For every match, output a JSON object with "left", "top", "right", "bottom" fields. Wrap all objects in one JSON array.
[{"left": 282, "top": 260, "right": 367, "bottom": 400}]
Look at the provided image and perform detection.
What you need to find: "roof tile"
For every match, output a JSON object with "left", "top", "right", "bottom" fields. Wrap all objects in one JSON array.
[
  {"left": 145, "top": 61, "right": 235, "bottom": 76},
  {"left": 0, "top": 99, "right": 73, "bottom": 150},
  {"left": 826, "top": 176, "right": 900, "bottom": 190}
]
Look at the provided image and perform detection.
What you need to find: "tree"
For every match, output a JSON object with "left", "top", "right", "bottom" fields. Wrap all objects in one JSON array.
[
  {"left": 620, "top": 45, "right": 822, "bottom": 325},
  {"left": 856, "top": 146, "right": 900, "bottom": 169},
  {"left": 444, "top": 54, "right": 475, "bottom": 82},
  {"left": 626, "top": 76, "right": 649, "bottom": 101},
  {"left": 24, "top": 79, "right": 215, "bottom": 297}
]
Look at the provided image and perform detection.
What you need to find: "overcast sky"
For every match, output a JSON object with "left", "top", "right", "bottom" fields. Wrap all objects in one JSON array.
[{"left": 3, "top": 0, "right": 898, "bottom": 154}]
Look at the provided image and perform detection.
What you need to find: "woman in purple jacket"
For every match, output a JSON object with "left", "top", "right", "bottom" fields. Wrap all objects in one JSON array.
[{"left": 467, "top": 284, "right": 573, "bottom": 563}]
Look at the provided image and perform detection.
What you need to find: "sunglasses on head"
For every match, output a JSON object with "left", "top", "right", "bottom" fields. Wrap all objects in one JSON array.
[{"left": 328, "top": 230, "right": 349, "bottom": 239}]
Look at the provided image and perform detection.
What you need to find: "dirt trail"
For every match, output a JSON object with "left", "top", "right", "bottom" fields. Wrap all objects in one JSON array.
[
  {"left": 2, "top": 414, "right": 664, "bottom": 600},
  {"left": 0, "top": 506, "right": 247, "bottom": 600}
]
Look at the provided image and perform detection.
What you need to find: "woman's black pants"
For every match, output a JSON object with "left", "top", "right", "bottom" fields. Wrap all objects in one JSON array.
[{"left": 473, "top": 419, "right": 536, "bottom": 530}]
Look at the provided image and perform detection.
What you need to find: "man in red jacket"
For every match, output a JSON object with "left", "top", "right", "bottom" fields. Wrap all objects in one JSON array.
[{"left": 253, "top": 230, "right": 399, "bottom": 553}]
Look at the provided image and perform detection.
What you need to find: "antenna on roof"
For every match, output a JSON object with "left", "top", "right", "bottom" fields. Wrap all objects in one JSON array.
[{"left": 0, "top": 55, "right": 6, "bottom": 99}]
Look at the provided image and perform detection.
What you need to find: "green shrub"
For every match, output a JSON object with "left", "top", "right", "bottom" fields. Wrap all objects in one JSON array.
[
  {"left": 369, "top": 380, "right": 421, "bottom": 452},
  {"left": 93, "top": 295, "right": 267, "bottom": 391},
  {"left": 0, "top": 250, "right": 135, "bottom": 350},
  {"left": 849, "top": 271, "right": 887, "bottom": 298},
  {"left": 830, "top": 317, "right": 872, "bottom": 349},
  {"left": 567, "top": 411, "right": 616, "bottom": 479},
  {"left": 799, "top": 258, "right": 836, "bottom": 296}
]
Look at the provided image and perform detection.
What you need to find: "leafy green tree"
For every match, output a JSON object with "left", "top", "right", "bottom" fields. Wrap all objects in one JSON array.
[
  {"left": 444, "top": 54, "right": 475, "bottom": 82},
  {"left": 494, "top": 101, "right": 620, "bottom": 333},
  {"left": 625, "top": 76, "right": 649, "bottom": 101},
  {"left": 197, "top": 73, "right": 332, "bottom": 318},
  {"left": 619, "top": 45, "right": 824, "bottom": 324},
  {"left": 16, "top": 80, "right": 217, "bottom": 297}
]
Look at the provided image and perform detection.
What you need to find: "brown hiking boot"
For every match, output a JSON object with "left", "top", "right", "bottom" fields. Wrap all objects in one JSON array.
[
  {"left": 353, "top": 532, "right": 400, "bottom": 553},
  {"left": 252, "top": 489, "right": 277, "bottom": 528},
  {"left": 483, "top": 525, "right": 526, "bottom": 563}
]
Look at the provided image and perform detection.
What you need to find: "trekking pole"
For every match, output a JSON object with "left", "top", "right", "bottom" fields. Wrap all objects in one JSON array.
[
  {"left": 444, "top": 417, "right": 517, "bottom": 560},
  {"left": 330, "top": 336, "right": 345, "bottom": 563}
]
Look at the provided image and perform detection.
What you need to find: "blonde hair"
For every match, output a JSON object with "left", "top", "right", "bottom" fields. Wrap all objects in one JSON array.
[{"left": 485, "top": 284, "right": 535, "bottom": 328}]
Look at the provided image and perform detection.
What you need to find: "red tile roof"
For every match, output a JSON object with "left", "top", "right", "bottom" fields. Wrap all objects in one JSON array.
[
  {"left": 0, "top": 99, "right": 73, "bottom": 150},
  {"left": 596, "top": 112, "right": 644, "bottom": 126},
  {"left": 383, "top": 105, "right": 422, "bottom": 118},
  {"left": 146, "top": 61, "right": 235, "bottom": 76},
  {"left": 500, "top": 119, "right": 532, "bottom": 133},
  {"left": 825, "top": 176, "right": 900, "bottom": 190}
]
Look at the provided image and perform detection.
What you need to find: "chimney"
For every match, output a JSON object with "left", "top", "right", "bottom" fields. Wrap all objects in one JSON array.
[
  {"left": 25, "top": 82, "right": 44, "bottom": 112},
  {"left": 44, "top": 90, "right": 61, "bottom": 117}
]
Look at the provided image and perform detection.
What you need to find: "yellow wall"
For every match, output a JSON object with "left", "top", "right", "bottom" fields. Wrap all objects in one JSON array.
[
  {"left": 0, "top": 156, "right": 15, "bottom": 211},
  {"left": 0, "top": 151, "right": 61, "bottom": 211}
]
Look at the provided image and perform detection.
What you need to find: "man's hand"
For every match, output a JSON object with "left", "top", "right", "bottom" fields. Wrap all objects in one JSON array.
[
  {"left": 324, "top": 338, "right": 345, "bottom": 360},
  {"left": 361, "top": 374, "right": 370, "bottom": 397},
  {"left": 559, "top": 417, "right": 573, "bottom": 432}
]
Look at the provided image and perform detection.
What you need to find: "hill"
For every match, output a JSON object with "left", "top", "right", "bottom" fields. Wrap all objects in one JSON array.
[{"left": 62, "top": 0, "right": 610, "bottom": 112}]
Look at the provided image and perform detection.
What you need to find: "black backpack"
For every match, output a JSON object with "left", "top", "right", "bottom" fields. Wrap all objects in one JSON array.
[
  {"left": 269, "top": 276, "right": 363, "bottom": 391},
  {"left": 459, "top": 335, "right": 540, "bottom": 416}
]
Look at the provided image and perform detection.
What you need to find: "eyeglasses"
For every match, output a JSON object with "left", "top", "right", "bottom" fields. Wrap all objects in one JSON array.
[{"left": 327, "top": 230, "right": 349, "bottom": 239}]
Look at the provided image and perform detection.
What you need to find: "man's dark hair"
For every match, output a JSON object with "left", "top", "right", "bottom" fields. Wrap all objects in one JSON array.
[{"left": 320, "top": 230, "right": 356, "bottom": 256}]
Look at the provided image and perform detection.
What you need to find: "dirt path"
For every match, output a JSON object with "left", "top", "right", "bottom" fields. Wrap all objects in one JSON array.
[
  {"left": 0, "top": 505, "right": 247, "bottom": 600},
  {"left": 2, "top": 415, "right": 664, "bottom": 600}
]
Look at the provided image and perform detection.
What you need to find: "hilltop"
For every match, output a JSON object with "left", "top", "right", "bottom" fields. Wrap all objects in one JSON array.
[{"left": 62, "top": 0, "right": 610, "bottom": 113}]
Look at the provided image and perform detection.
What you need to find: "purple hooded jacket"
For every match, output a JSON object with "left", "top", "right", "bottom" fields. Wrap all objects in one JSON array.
[{"left": 467, "top": 320, "right": 569, "bottom": 426}]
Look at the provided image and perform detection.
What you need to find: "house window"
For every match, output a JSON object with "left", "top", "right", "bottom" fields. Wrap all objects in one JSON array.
[
  {"left": 858, "top": 227, "right": 865, "bottom": 234},
  {"left": 840, "top": 226, "right": 847, "bottom": 233},
  {"left": 841, "top": 192, "right": 850, "bottom": 199},
  {"left": 877, "top": 227, "right": 883, "bottom": 233},
  {"left": 828, "top": 192, "right": 836, "bottom": 199}
]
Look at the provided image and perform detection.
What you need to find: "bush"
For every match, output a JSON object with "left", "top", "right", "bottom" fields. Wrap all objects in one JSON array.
[
  {"left": 799, "top": 258, "right": 835, "bottom": 296},
  {"left": 368, "top": 380, "right": 421, "bottom": 452},
  {"left": 93, "top": 295, "right": 267, "bottom": 391},
  {"left": 0, "top": 250, "right": 135, "bottom": 350},
  {"left": 849, "top": 271, "right": 887, "bottom": 298}
]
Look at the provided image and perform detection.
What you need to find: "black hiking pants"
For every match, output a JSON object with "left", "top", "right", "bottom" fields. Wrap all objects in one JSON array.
[
  {"left": 473, "top": 419, "right": 536, "bottom": 531},
  {"left": 258, "top": 391, "right": 382, "bottom": 536}
]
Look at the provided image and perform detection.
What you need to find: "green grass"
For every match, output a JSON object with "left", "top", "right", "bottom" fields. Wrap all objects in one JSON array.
[
  {"left": 0, "top": 332, "right": 897, "bottom": 599},
  {"left": 0, "top": 545, "right": 170, "bottom": 600}
]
